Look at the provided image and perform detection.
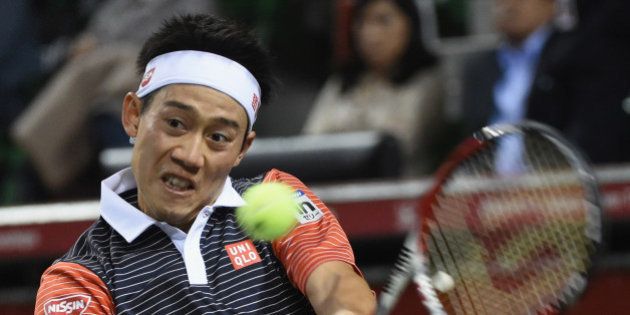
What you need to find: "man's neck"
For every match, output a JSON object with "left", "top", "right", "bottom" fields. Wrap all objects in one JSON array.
[{"left": 504, "top": 24, "right": 553, "bottom": 52}]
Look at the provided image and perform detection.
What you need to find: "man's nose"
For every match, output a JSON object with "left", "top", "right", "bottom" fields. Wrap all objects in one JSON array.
[{"left": 172, "top": 135, "right": 204, "bottom": 172}]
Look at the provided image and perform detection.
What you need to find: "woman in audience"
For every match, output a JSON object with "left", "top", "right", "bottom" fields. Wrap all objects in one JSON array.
[{"left": 303, "top": 0, "right": 447, "bottom": 176}]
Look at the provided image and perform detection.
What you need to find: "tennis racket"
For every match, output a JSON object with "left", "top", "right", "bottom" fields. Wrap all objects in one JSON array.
[{"left": 377, "top": 121, "right": 603, "bottom": 315}]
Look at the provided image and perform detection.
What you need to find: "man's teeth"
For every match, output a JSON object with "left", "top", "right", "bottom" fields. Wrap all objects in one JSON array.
[{"left": 166, "top": 176, "right": 191, "bottom": 189}]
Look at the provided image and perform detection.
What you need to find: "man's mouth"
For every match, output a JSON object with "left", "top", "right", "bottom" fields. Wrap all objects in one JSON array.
[{"left": 162, "top": 174, "right": 194, "bottom": 191}]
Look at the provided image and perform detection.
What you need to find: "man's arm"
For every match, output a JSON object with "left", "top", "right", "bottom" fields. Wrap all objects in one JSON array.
[
  {"left": 35, "top": 262, "right": 114, "bottom": 315},
  {"left": 265, "top": 169, "right": 375, "bottom": 314},
  {"left": 305, "top": 261, "right": 376, "bottom": 315}
]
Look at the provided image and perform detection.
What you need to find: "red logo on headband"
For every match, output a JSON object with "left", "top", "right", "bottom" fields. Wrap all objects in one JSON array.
[
  {"left": 251, "top": 93, "right": 260, "bottom": 114},
  {"left": 141, "top": 68, "right": 156, "bottom": 87}
]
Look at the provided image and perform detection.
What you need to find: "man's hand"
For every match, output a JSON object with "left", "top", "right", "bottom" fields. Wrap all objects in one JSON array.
[{"left": 305, "top": 261, "right": 376, "bottom": 315}]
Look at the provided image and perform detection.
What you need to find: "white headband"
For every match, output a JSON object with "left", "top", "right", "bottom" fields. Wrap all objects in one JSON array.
[{"left": 136, "top": 50, "right": 261, "bottom": 131}]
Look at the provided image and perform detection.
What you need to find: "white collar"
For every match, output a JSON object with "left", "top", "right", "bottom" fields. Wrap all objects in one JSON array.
[{"left": 99, "top": 168, "right": 245, "bottom": 243}]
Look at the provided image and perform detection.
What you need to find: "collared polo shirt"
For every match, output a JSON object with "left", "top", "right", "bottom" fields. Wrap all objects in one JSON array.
[{"left": 35, "top": 168, "right": 359, "bottom": 314}]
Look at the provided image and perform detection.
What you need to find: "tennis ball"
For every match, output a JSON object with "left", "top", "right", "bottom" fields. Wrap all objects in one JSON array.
[
  {"left": 432, "top": 271, "right": 455, "bottom": 292},
  {"left": 236, "top": 182, "right": 299, "bottom": 241}
]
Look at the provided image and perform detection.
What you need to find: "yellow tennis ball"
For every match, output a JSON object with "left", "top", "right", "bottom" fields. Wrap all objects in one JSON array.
[{"left": 236, "top": 182, "right": 299, "bottom": 241}]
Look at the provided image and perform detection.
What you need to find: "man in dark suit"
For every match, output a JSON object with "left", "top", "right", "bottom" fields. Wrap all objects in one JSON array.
[{"left": 459, "top": 0, "right": 630, "bottom": 165}]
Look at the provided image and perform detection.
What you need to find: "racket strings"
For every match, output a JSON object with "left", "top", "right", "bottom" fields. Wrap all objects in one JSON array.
[
  {"left": 506, "top": 136, "right": 586, "bottom": 311},
  {"left": 425, "top": 133, "right": 594, "bottom": 315},
  {"left": 527, "top": 135, "right": 591, "bottom": 278},
  {"left": 429, "top": 153, "right": 499, "bottom": 315}
]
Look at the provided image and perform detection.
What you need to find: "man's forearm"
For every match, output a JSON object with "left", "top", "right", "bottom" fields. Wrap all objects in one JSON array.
[{"left": 306, "top": 261, "right": 376, "bottom": 315}]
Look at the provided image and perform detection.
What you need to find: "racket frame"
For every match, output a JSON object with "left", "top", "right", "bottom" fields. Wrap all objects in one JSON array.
[{"left": 415, "top": 121, "right": 604, "bottom": 315}]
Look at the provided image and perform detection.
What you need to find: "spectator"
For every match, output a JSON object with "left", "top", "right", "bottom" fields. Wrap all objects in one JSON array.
[
  {"left": 302, "top": 0, "right": 447, "bottom": 176},
  {"left": 458, "top": 0, "right": 630, "bottom": 165},
  {"left": 11, "top": 0, "right": 217, "bottom": 198},
  {"left": 0, "top": 1, "right": 46, "bottom": 204}
]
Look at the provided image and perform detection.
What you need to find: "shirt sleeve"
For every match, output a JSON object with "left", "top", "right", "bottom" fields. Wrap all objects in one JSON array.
[
  {"left": 265, "top": 169, "right": 364, "bottom": 294},
  {"left": 35, "top": 262, "right": 115, "bottom": 315}
]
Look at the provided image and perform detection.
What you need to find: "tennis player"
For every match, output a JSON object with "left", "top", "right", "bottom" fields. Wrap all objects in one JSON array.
[{"left": 35, "top": 14, "right": 375, "bottom": 314}]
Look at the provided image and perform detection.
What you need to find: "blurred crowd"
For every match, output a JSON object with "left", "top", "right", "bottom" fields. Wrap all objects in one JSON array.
[
  {"left": 2, "top": 0, "right": 218, "bottom": 203},
  {"left": 1, "top": 0, "right": 629, "bottom": 205}
]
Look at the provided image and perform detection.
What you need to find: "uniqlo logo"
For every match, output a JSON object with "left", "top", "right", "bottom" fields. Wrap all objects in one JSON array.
[
  {"left": 44, "top": 294, "right": 91, "bottom": 315},
  {"left": 225, "top": 239, "right": 261, "bottom": 270}
]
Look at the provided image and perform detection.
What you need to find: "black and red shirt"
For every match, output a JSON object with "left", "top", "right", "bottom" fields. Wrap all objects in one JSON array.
[{"left": 35, "top": 168, "right": 360, "bottom": 314}]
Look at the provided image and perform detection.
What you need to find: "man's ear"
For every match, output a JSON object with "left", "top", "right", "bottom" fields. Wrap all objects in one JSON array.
[
  {"left": 233, "top": 131, "right": 256, "bottom": 167},
  {"left": 121, "top": 92, "right": 143, "bottom": 137}
]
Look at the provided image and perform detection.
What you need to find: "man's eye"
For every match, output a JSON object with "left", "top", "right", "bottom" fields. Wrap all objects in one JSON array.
[
  {"left": 167, "top": 119, "right": 184, "bottom": 129},
  {"left": 210, "top": 133, "right": 228, "bottom": 142}
]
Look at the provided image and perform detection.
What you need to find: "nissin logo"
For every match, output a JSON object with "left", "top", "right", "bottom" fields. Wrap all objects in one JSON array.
[{"left": 44, "top": 294, "right": 91, "bottom": 314}]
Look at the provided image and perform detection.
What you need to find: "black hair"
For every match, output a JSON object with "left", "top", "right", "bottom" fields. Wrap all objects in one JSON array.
[
  {"left": 136, "top": 14, "right": 275, "bottom": 110},
  {"left": 339, "top": 0, "right": 437, "bottom": 93}
]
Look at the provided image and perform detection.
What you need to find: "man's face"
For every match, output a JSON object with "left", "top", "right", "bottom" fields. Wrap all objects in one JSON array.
[
  {"left": 122, "top": 84, "right": 254, "bottom": 231},
  {"left": 493, "top": 0, "right": 556, "bottom": 44}
]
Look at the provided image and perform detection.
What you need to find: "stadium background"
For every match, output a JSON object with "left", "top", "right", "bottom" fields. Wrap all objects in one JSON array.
[{"left": 2, "top": 0, "right": 630, "bottom": 314}]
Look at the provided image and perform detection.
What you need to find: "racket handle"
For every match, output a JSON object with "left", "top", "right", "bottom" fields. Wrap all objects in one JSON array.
[{"left": 377, "top": 233, "right": 418, "bottom": 315}]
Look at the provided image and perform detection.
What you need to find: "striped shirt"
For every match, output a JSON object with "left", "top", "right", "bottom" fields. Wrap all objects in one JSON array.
[{"left": 35, "top": 168, "right": 360, "bottom": 314}]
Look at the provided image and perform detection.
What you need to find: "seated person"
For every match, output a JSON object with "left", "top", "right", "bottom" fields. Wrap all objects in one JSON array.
[{"left": 303, "top": 0, "right": 448, "bottom": 176}]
